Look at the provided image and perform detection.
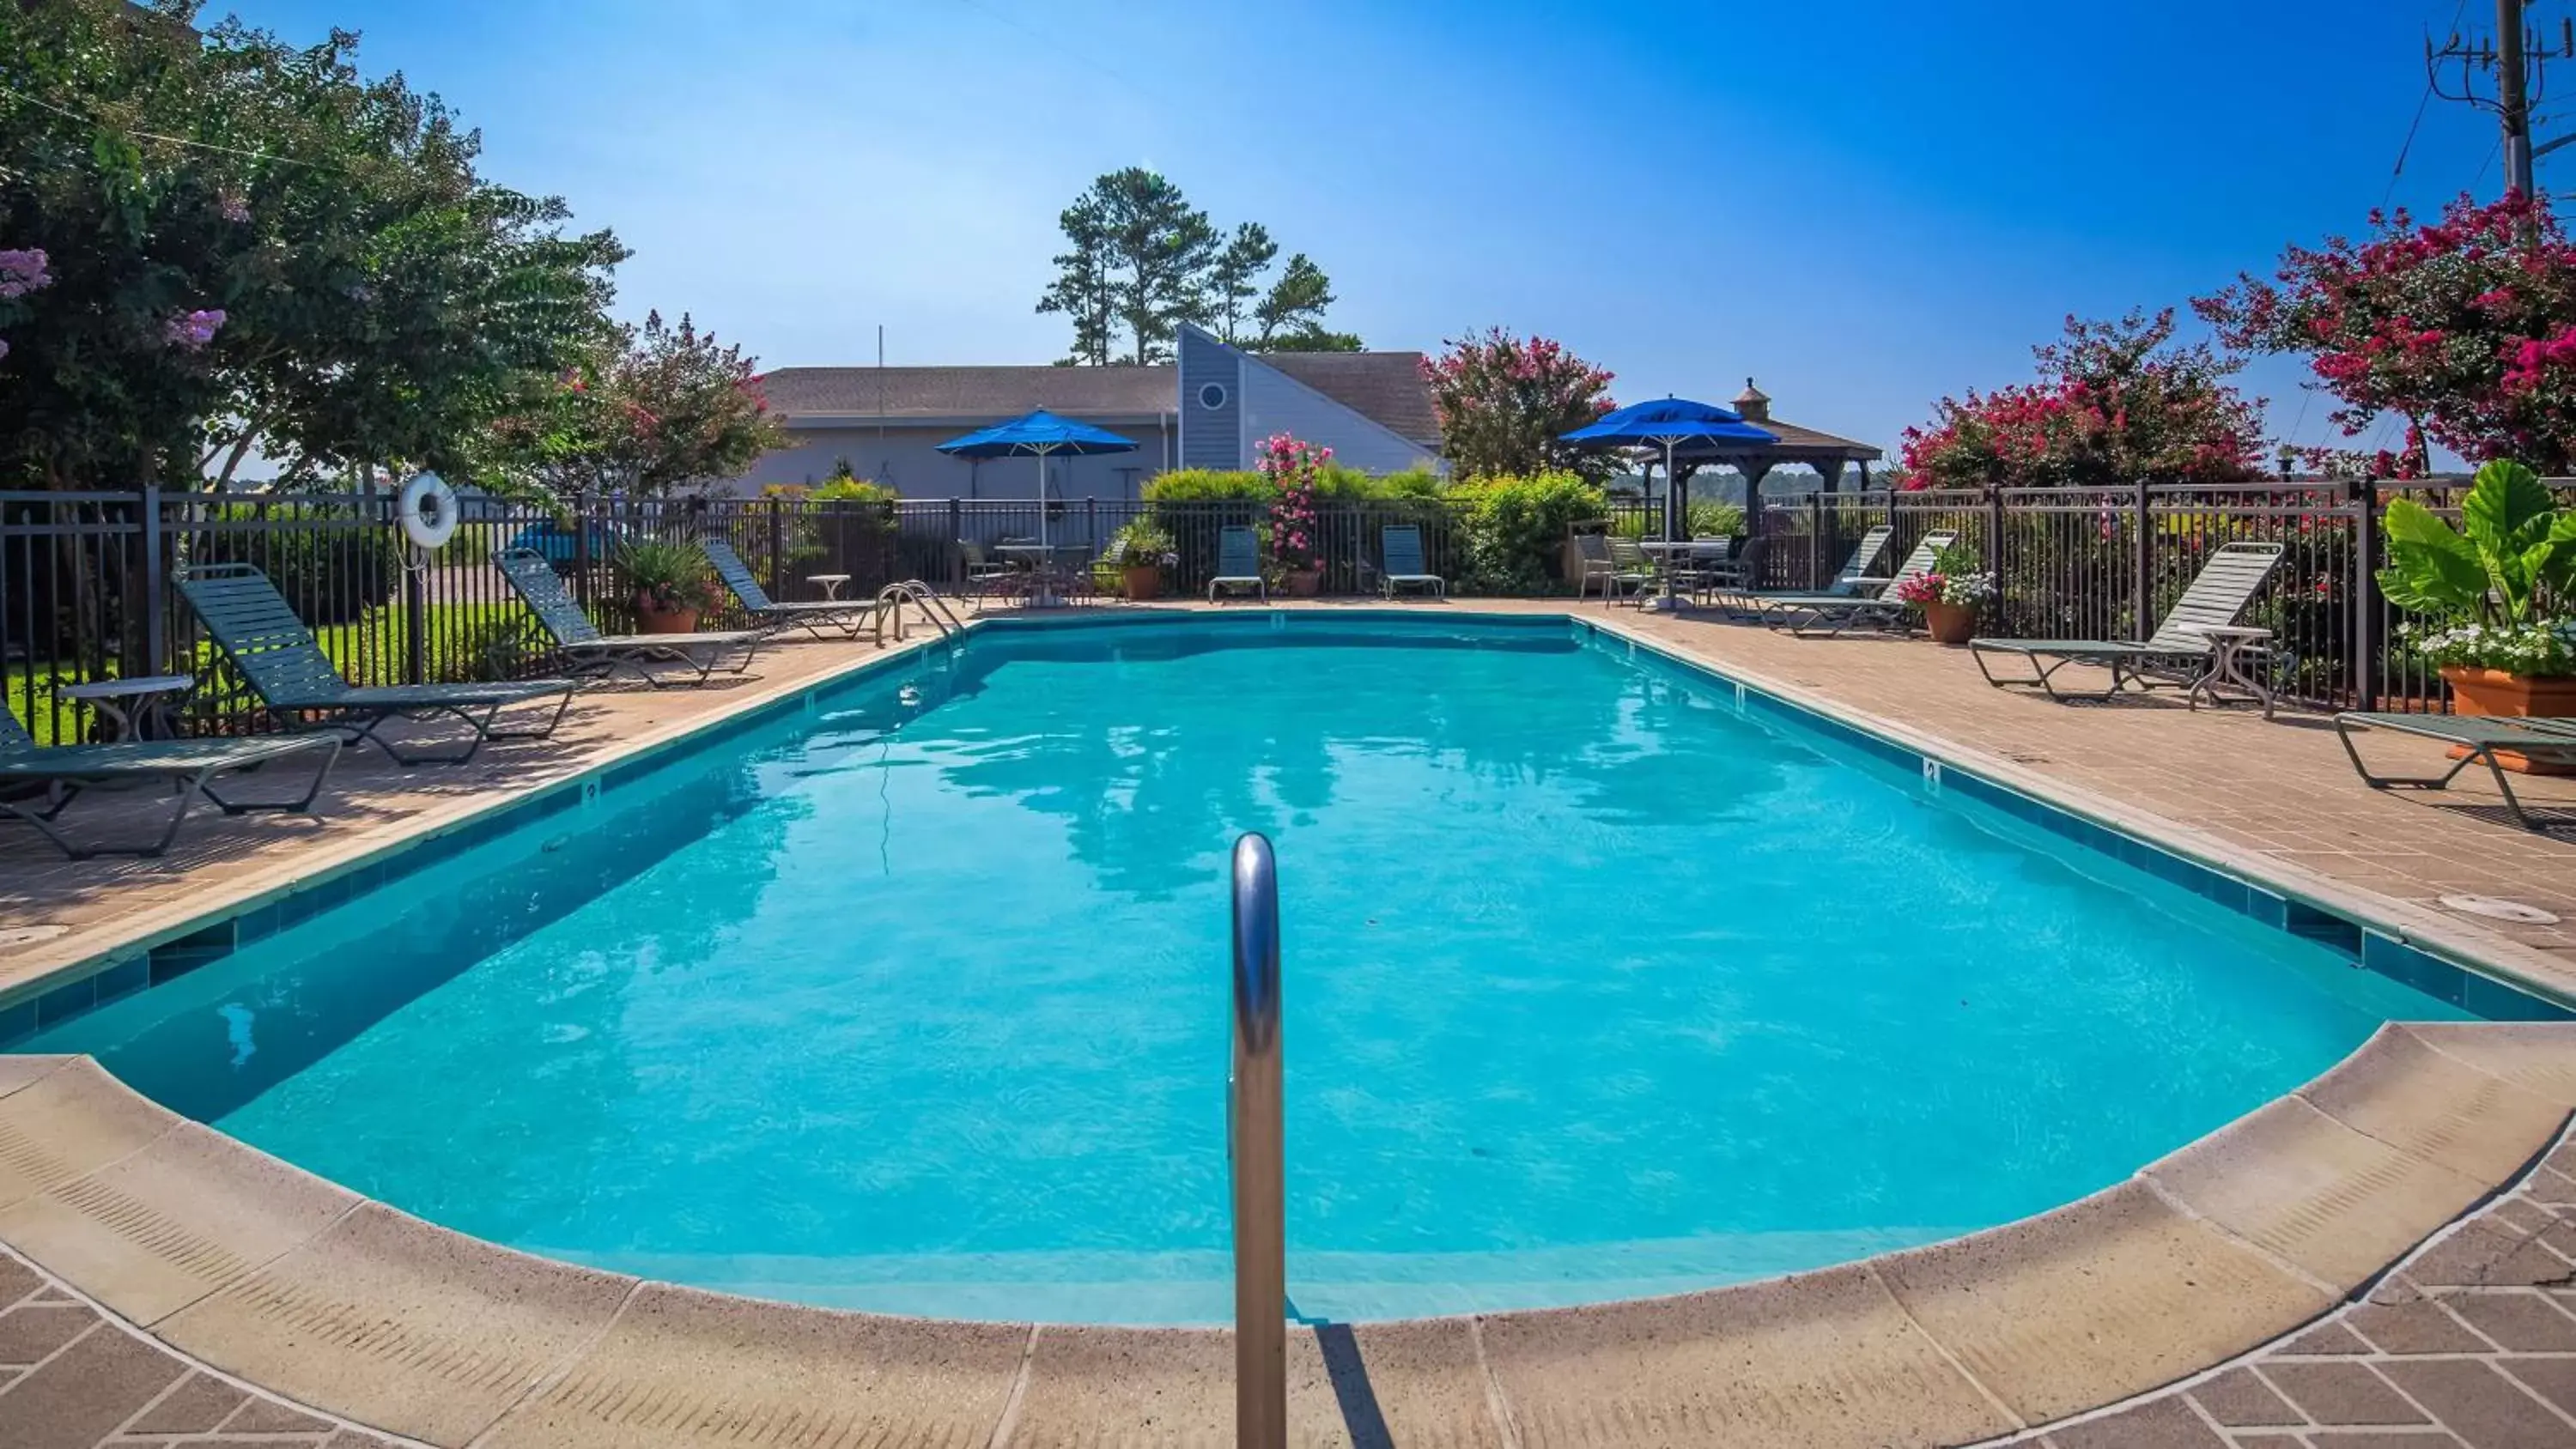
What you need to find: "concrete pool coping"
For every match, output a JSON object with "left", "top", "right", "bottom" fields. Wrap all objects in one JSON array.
[{"left": 6, "top": 603, "right": 2576, "bottom": 1445}]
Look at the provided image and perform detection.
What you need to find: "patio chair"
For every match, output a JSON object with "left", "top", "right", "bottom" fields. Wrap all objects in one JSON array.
[
  {"left": 0, "top": 705, "right": 338, "bottom": 859},
  {"left": 2333, "top": 712, "right": 2576, "bottom": 833},
  {"left": 1713, "top": 524, "right": 1893, "bottom": 615},
  {"left": 1210, "top": 525, "right": 1267, "bottom": 603},
  {"left": 495, "top": 549, "right": 762, "bottom": 688},
  {"left": 1606, "top": 537, "right": 1662, "bottom": 607},
  {"left": 1672, "top": 536, "right": 1746, "bottom": 604},
  {"left": 1379, "top": 524, "right": 1447, "bottom": 599},
  {"left": 1755, "top": 530, "right": 1957, "bottom": 637},
  {"left": 701, "top": 538, "right": 876, "bottom": 639},
  {"left": 176, "top": 564, "right": 579, "bottom": 767},
  {"left": 957, "top": 540, "right": 1024, "bottom": 611},
  {"left": 1969, "top": 541, "right": 2286, "bottom": 702}
]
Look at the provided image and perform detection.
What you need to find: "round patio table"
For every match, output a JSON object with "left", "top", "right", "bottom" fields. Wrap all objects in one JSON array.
[{"left": 994, "top": 543, "right": 1088, "bottom": 609}]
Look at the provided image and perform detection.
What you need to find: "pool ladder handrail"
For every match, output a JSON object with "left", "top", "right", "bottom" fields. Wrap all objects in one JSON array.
[
  {"left": 1230, "top": 832, "right": 1286, "bottom": 1449},
  {"left": 870, "top": 580, "right": 964, "bottom": 645}
]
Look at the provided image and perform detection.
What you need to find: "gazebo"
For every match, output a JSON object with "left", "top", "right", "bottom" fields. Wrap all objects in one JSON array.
[{"left": 1659, "top": 379, "right": 1883, "bottom": 586}]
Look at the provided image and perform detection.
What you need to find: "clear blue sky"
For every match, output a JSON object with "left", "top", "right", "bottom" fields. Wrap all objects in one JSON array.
[{"left": 231, "top": 0, "right": 2527, "bottom": 459}]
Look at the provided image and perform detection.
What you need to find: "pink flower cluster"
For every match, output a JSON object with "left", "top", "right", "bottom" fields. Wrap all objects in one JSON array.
[
  {"left": 1259, "top": 432, "right": 1332, "bottom": 573},
  {"left": 217, "top": 192, "right": 252, "bottom": 224},
  {"left": 2503, "top": 326, "right": 2576, "bottom": 396},
  {"left": 162, "top": 308, "right": 226, "bottom": 351},
  {"left": 0, "top": 249, "right": 51, "bottom": 300}
]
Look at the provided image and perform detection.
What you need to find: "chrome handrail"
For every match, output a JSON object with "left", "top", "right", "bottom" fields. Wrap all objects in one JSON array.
[
  {"left": 870, "top": 580, "right": 963, "bottom": 645},
  {"left": 1230, "top": 832, "right": 1286, "bottom": 1449}
]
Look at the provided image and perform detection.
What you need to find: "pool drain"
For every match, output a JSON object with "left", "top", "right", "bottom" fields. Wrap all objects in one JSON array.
[{"left": 2439, "top": 894, "right": 2561, "bottom": 925}]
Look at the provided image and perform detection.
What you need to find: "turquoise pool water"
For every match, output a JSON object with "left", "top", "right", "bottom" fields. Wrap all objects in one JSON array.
[{"left": 21, "top": 615, "right": 2469, "bottom": 1324}]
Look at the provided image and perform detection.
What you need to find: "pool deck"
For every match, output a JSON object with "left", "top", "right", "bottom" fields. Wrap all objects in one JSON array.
[{"left": 4, "top": 599, "right": 2576, "bottom": 1447}]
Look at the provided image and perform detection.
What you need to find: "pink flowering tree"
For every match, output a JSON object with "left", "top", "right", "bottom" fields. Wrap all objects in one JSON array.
[
  {"left": 1259, "top": 433, "right": 1329, "bottom": 576},
  {"left": 1421, "top": 329, "right": 1618, "bottom": 481},
  {"left": 1899, "top": 310, "right": 2266, "bottom": 489},
  {"left": 2195, "top": 192, "right": 2576, "bottom": 474}
]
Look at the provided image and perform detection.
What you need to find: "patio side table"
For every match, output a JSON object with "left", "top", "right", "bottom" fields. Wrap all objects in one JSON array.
[
  {"left": 2185, "top": 626, "right": 2275, "bottom": 718},
  {"left": 806, "top": 573, "right": 854, "bottom": 601},
  {"left": 58, "top": 674, "right": 197, "bottom": 742}
]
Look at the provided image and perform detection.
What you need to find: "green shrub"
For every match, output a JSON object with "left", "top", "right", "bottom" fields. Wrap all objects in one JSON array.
[
  {"left": 1687, "top": 500, "right": 1746, "bottom": 537},
  {"left": 1448, "top": 471, "right": 1607, "bottom": 592},
  {"left": 1143, "top": 469, "right": 1273, "bottom": 503},
  {"left": 191, "top": 504, "right": 403, "bottom": 626}
]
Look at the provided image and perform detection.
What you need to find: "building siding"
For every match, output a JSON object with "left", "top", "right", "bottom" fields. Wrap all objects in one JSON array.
[
  {"left": 1177, "top": 329, "right": 1244, "bottom": 470},
  {"left": 727, "top": 423, "right": 1169, "bottom": 502},
  {"left": 1238, "top": 354, "right": 1438, "bottom": 475}
]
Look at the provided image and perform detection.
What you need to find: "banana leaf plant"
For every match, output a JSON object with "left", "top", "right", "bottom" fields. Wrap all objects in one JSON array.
[{"left": 2379, "top": 459, "right": 2576, "bottom": 676}]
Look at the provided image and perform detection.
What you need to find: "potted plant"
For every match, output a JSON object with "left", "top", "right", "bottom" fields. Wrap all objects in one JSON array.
[
  {"left": 616, "top": 537, "right": 720, "bottom": 634},
  {"left": 2383, "top": 458, "right": 2576, "bottom": 769},
  {"left": 1104, "top": 519, "right": 1177, "bottom": 601},
  {"left": 1893, "top": 545, "right": 1996, "bottom": 645}
]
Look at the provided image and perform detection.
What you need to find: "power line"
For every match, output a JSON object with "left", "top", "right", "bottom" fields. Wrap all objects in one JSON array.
[
  {"left": 0, "top": 81, "right": 349, "bottom": 173},
  {"left": 2387, "top": 0, "right": 2474, "bottom": 208}
]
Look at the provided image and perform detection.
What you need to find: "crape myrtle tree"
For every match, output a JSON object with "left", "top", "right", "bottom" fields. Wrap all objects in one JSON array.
[
  {"left": 475, "top": 311, "right": 787, "bottom": 504},
  {"left": 1037, "top": 167, "right": 1360, "bottom": 364},
  {"left": 1421, "top": 329, "right": 1617, "bottom": 481},
  {"left": 2196, "top": 191, "right": 2576, "bottom": 475},
  {"left": 1898, "top": 309, "right": 2266, "bottom": 489},
  {"left": 0, "top": 0, "right": 625, "bottom": 489}
]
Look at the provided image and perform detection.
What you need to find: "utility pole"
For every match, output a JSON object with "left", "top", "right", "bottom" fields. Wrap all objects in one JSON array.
[{"left": 2427, "top": 0, "right": 2576, "bottom": 240}]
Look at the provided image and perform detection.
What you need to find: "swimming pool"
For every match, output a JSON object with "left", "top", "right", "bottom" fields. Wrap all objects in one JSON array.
[{"left": 15, "top": 614, "right": 2484, "bottom": 1324}]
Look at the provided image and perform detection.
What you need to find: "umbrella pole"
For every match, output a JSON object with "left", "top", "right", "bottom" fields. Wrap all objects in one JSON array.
[{"left": 1646, "top": 437, "right": 1683, "bottom": 613}]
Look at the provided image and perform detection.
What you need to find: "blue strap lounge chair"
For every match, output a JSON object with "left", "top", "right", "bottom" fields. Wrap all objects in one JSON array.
[
  {"left": 1970, "top": 541, "right": 2286, "bottom": 703},
  {"left": 495, "top": 549, "right": 762, "bottom": 688},
  {"left": 2334, "top": 712, "right": 2576, "bottom": 833},
  {"left": 701, "top": 538, "right": 877, "bottom": 640},
  {"left": 176, "top": 564, "right": 578, "bottom": 767},
  {"left": 1210, "top": 525, "right": 1267, "bottom": 603},
  {"left": 1714, "top": 524, "right": 1893, "bottom": 616},
  {"left": 0, "top": 702, "right": 337, "bottom": 859},
  {"left": 1379, "top": 524, "right": 1446, "bottom": 598},
  {"left": 1756, "top": 530, "right": 1956, "bottom": 637}
]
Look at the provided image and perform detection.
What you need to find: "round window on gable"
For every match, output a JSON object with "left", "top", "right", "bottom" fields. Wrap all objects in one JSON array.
[{"left": 1198, "top": 382, "right": 1228, "bottom": 411}]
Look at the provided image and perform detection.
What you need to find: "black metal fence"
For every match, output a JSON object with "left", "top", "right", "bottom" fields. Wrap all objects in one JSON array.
[{"left": 3, "top": 480, "right": 2564, "bottom": 743}]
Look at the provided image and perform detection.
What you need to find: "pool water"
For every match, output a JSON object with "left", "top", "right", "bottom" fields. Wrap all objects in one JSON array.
[{"left": 21, "top": 616, "right": 2469, "bottom": 1323}]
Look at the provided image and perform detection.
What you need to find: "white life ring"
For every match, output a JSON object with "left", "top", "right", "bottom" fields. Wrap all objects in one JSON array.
[{"left": 397, "top": 473, "right": 459, "bottom": 549}]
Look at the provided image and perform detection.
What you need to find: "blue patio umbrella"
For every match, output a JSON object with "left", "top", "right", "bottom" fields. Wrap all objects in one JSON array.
[
  {"left": 937, "top": 409, "right": 1140, "bottom": 555},
  {"left": 1562, "top": 398, "right": 1777, "bottom": 609}
]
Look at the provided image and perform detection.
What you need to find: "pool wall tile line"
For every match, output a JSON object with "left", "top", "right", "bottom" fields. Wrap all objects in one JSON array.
[
  {"left": 0, "top": 631, "right": 961, "bottom": 1047},
  {"left": 1575, "top": 614, "right": 2576, "bottom": 1021},
  {"left": 6, "top": 1022, "right": 2576, "bottom": 1448}
]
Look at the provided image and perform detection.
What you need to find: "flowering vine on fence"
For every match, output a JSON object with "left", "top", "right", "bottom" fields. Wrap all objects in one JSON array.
[{"left": 1259, "top": 432, "right": 1329, "bottom": 574}]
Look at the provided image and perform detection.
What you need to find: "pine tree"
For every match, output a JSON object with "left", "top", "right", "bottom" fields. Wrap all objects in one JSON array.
[
  {"left": 1206, "top": 222, "right": 1276, "bottom": 345},
  {"left": 1254, "top": 255, "right": 1357, "bottom": 351},
  {"left": 1036, "top": 197, "right": 1115, "bottom": 367}
]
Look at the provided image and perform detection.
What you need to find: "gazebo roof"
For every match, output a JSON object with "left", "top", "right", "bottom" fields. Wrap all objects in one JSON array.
[{"left": 1665, "top": 378, "right": 1880, "bottom": 470}]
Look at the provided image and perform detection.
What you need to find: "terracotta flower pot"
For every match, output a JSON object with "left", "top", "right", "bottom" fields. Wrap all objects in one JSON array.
[
  {"left": 635, "top": 605, "right": 701, "bottom": 635},
  {"left": 2441, "top": 664, "right": 2576, "bottom": 774},
  {"left": 1285, "top": 569, "right": 1321, "bottom": 598},
  {"left": 1122, "top": 565, "right": 1161, "bottom": 602},
  {"left": 1922, "top": 600, "right": 1978, "bottom": 646}
]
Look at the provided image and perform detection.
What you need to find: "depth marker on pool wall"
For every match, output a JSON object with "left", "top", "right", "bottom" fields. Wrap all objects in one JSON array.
[{"left": 1923, "top": 759, "right": 1943, "bottom": 791}]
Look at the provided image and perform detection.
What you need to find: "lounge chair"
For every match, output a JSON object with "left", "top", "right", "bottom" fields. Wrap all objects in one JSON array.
[
  {"left": 701, "top": 538, "right": 876, "bottom": 639},
  {"left": 1379, "top": 524, "right": 1446, "bottom": 598},
  {"left": 1210, "top": 525, "right": 1267, "bottom": 603},
  {"left": 495, "top": 549, "right": 762, "bottom": 688},
  {"left": 1756, "top": 530, "right": 1957, "bottom": 637},
  {"left": 176, "top": 564, "right": 578, "bottom": 766},
  {"left": 1969, "top": 541, "right": 2286, "bottom": 703},
  {"left": 1715, "top": 524, "right": 1893, "bottom": 616},
  {"left": 0, "top": 705, "right": 338, "bottom": 859},
  {"left": 2334, "top": 712, "right": 2576, "bottom": 833}
]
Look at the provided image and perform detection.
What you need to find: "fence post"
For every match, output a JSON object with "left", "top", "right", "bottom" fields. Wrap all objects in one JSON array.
[
  {"left": 767, "top": 497, "right": 787, "bottom": 597},
  {"left": 402, "top": 491, "right": 427, "bottom": 686},
  {"left": 947, "top": 498, "right": 964, "bottom": 586},
  {"left": 1983, "top": 486, "right": 2005, "bottom": 591},
  {"left": 572, "top": 496, "right": 594, "bottom": 609},
  {"left": 140, "top": 483, "right": 164, "bottom": 674},
  {"left": 2353, "top": 474, "right": 2380, "bottom": 712},
  {"left": 2130, "top": 478, "right": 2152, "bottom": 642},
  {"left": 1807, "top": 492, "right": 1826, "bottom": 587}
]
